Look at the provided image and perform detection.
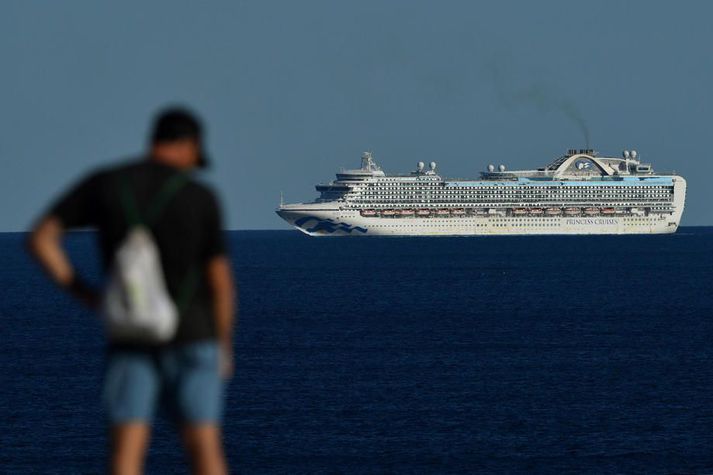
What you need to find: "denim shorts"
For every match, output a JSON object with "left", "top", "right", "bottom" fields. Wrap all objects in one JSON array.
[{"left": 102, "top": 340, "right": 224, "bottom": 425}]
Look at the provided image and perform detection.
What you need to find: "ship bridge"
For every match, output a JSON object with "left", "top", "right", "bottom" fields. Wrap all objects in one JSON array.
[{"left": 335, "top": 152, "right": 385, "bottom": 181}]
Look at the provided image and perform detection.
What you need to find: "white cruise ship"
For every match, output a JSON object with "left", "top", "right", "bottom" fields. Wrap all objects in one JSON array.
[{"left": 276, "top": 149, "right": 686, "bottom": 236}]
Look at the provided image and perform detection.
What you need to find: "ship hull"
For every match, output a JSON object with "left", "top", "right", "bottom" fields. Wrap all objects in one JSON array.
[{"left": 276, "top": 208, "right": 682, "bottom": 236}]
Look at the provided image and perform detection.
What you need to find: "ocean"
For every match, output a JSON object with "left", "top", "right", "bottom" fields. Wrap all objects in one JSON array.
[{"left": 2, "top": 229, "right": 713, "bottom": 474}]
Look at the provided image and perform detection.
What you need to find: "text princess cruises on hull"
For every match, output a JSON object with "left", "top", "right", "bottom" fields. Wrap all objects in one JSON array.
[{"left": 276, "top": 149, "right": 686, "bottom": 236}]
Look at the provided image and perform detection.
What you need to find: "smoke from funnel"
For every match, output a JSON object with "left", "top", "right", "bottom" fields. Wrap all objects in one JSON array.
[{"left": 487, "top": 58, "right": 590, "bottom": 148}]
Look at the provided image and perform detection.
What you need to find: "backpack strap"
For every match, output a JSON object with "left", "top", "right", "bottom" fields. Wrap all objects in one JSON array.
[
  {"left": 144, "top": 173, "right": 190, "bottom": 227},
  {"left": 119, "top": 175, "right": 143, "bottom": 227},
  {"left": 118, "top": 172, "right": 189, "bottom": 228}
]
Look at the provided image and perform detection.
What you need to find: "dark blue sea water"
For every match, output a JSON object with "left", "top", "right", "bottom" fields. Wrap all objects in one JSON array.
[{"left": 2, "top": 229, "right": 713, "bottom": 474}]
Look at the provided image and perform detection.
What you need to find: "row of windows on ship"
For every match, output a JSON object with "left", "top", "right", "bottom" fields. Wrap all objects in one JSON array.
[
  {"left": 362, "top": 186, "right": 673, "bottom": 193},
  {"left": 355, "top": 183, "right": 672, "bottom": 190},
  {"left": 346, "top": 189, "right": 672, "bottom": 201},
  {"left": 351, "top": 192, "right": 672, "bottom": 199},
  {"left": 345, "top": 186, "right": 672, "bottom": 196},
  {"left": 356, "top": 191, "right": 673, "bottom": 198},
  {"left": 347, "top": 197, "right": 673, "bottom": 204},
  {"left": 362, "top": 218, "right": 661, "bottom": 230},
  {"left": 355, "top": 206, "right": 672, "bottom": 218},
  {"left": 354, "top": 188, "right": 672, "bottom": 195}
]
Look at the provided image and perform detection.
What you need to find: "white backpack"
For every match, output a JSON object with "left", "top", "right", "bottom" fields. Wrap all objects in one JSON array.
[{"left": 102, "top": 173, "right": 189, "bottom": 343}]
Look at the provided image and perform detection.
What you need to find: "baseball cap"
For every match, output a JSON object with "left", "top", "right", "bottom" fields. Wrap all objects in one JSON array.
[{"left": 151, "top": 107, "right": 210, "bottom": 168}]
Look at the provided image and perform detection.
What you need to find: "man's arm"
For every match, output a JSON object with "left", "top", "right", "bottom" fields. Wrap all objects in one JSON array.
[
  {"left": 207, "top": 255, "right": 237, "bottom": 379},
  {"left": 27, "top": 216, "right": 98, "bottom": 307}
]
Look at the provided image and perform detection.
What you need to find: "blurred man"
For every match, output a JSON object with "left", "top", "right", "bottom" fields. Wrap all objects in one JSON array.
[{"left": 27, "top": 107, "right": 236, "bottom": 475}]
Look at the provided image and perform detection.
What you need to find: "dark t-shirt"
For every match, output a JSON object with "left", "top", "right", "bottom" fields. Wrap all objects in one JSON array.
[{"left": 48, "top": 159, "right": 227, "bottom": 346}]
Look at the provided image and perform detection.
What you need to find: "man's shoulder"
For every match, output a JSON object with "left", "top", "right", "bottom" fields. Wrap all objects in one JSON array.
[
  {"left": 184, "top": 177, "right": 221, "bottom": 209},
  {"left": 81, "top": 157, "right": 146, "bottom": 183}
]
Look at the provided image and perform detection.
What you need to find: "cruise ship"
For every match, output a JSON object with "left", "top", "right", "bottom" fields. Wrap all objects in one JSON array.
[{"left": 276, "top": 149, "right": 686, "bottom": 236}]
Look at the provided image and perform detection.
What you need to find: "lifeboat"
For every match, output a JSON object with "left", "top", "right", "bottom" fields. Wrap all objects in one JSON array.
[
  {"left": 512, "top": 208, "right": 528, "bottom": 215},
  {"left": 564, "top": 207, "right": 580, "bottom": 215},
  {"left": 545, "top": 207, "right": 562, "bottom": 215},
  {"left": 436, "top": 209, "right": 450, "bottom": 216},
  {"left": 382, "top": 209, "right": 396, "bottom": 216},
  {"left": 601, "top": 207, "right": 616, "bottom": 215},
  {"left": 360, "top": 209, "right": 376, "bottom": 217},
  {"left": 451, "top": 208, "right": 466, "bottom": 216},
  {"left": 416, "top": 209, "right": 431, "bottom": 216},
  {"left": 584, "top": 207, "right": 599, "bottom": 215},
  {"left": 529, "top": 208, "right": 544, "bottom": 215},
  {"left": 400, "top": 209, "right": 415, "bottom": 216},
  {"left": 474, "top": 209, "right": 488, "bottom": 216}
]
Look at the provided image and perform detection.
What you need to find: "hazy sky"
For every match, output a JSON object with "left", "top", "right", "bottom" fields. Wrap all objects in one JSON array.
[{"left": 2, "top": 1, "right": 711, "bottom": 230}]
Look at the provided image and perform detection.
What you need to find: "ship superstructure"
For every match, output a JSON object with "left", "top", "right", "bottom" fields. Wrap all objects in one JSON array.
[{"left": 276, "top": 149, "right": 686, "bottom": 236}]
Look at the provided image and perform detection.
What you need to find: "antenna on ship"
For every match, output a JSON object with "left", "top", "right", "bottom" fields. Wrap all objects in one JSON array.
[
  {"left": 280, "top": 191, "right": 284, "bottom": 207},
  {"left": 362, "top": 151, "right": 376, "bottom": 171}
]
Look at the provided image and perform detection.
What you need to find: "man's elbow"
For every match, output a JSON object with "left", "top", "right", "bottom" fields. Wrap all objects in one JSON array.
[
  {"left": 26, "top": 216, "right": 60, "bottom": 258},
  {"left": 26, "top": 226, "right": 42, "bottom": 257}
]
